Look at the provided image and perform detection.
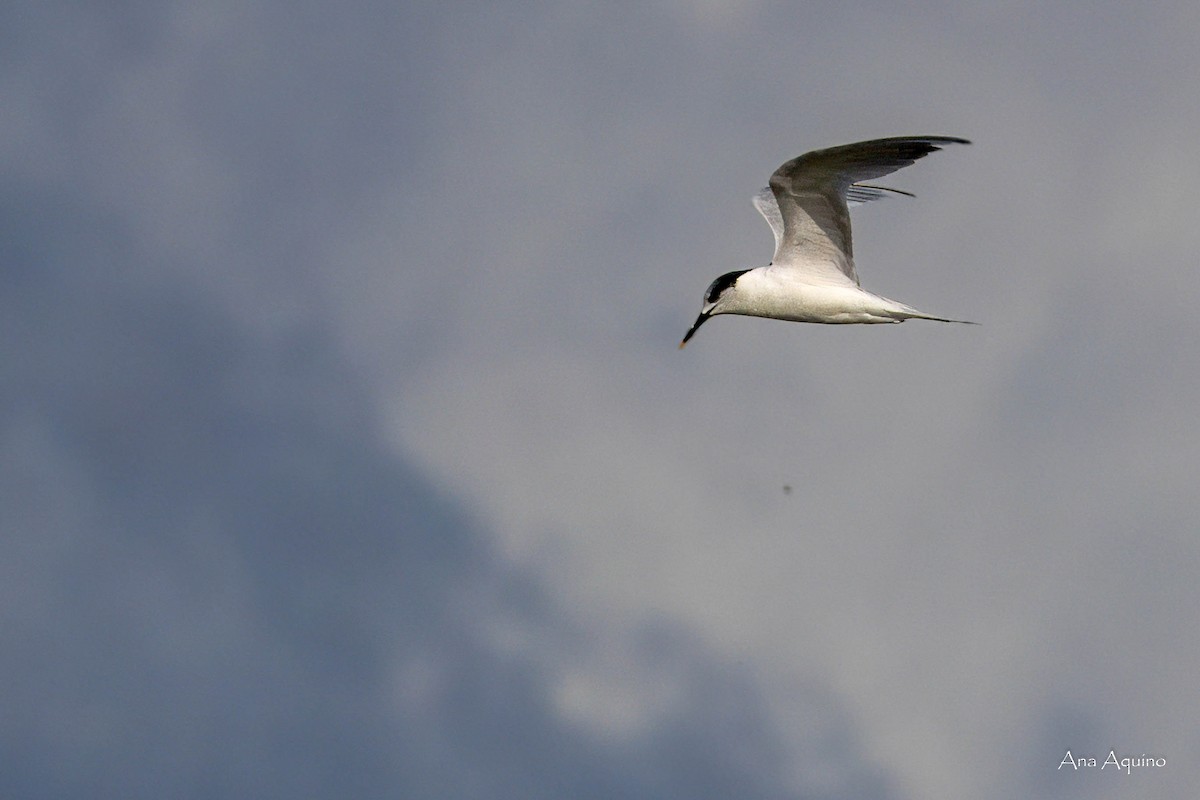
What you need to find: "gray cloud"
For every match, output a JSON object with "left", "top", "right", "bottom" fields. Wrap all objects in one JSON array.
[
  {"left": 0, "top": 92, "right": 886, "bottom": 800},
  {"left": 0, "top": 9, "right": 902, "bottom": 791},
  {"left": 4, "top": 1, "right": 1199, "bottom": 798}
]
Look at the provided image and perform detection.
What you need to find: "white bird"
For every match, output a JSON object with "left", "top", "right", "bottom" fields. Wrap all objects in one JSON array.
[{"left": 679, "top": 136, "right": 973, "bottom": 348}]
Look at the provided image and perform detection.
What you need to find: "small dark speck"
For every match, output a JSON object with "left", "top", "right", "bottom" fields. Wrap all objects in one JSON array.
[{"left": 782, "top": 485, "right": 792, "bottom": 495}]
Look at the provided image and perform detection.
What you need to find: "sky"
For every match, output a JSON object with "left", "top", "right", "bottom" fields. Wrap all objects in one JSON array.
[{"left": 3, "top": 2, "right": 1199, "bottom": 798}]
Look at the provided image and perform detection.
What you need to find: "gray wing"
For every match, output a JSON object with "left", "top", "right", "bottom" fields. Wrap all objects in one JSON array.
[
  {"left": 753, "top": 183, "right": 915, "bottom": 267},
  {"left": 752, "top": 187, "right": 786, "bottom": 259},
  {"left": 766, "top": 136, "right": 969, "bottom": 286}
]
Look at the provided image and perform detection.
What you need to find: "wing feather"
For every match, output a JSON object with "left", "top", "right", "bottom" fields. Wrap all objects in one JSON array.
[
  {"left": 766, "top": 136, "right": 969, "bottom": 286},
  {"left": 753, "top": 183, "right": 915, "bottom": 267}
]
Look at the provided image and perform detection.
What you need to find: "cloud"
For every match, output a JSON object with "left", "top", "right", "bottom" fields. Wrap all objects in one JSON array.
[
  {"left": 4, "top": 2, "right": 1199, "bottom": 799},
  {"left": 0, "top": 166, "right": 890, "bottom": 800}
]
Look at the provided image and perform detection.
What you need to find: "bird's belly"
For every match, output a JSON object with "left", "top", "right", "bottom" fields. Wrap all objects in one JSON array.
[{"left": 745, "top": 285, "right": 903, "bottom": 324}]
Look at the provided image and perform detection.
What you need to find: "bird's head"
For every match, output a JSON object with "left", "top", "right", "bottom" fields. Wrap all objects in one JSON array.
[{"left": 679, "top": 269, "right": 750, "bottom": 348}]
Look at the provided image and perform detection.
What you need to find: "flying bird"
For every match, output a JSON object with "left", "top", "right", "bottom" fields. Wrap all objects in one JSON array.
[{"left": 679, "top": 136, "right": 972, "bottom": 348}]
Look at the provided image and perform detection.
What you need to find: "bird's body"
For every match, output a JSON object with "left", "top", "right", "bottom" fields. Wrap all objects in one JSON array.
[
  {"left": 680, "top": 136, "right": 972, "bottom": 347},
  {"left": 711, "top": 269, "right": 951, "bottom": 325}
]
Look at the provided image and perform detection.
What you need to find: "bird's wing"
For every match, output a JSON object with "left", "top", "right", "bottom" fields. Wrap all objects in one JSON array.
[
  {"left": 845, "top": 183, "right": 916, "bottom": 204},
  {"left": 752, "top": 187, "right": 786, "bottom": 258},
  {"left": 752, "top": 183, "right": 914, "bottom": 267},
  {"left": 766, "top": 136, "right": 969, "bottom": 286}
]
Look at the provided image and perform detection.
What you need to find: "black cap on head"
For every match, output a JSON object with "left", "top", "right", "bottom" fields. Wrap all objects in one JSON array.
[
  {"left": 679, "top": 269, "right": 748, "bottom": 349},
  {"left": 705, "top": 269, "right": 749, "bottom": 304}
]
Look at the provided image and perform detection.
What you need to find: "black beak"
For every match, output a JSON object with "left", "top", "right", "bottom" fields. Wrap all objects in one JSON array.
[{"left": 678, "top": 312, "right": 710, "bottom": 349}]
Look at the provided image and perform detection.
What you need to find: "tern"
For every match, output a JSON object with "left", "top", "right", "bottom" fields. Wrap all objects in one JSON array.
[{"left": 679, "top": 135, "right": 972, "bottom": 348}]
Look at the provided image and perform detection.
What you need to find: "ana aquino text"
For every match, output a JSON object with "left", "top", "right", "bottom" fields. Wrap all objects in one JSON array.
[{"left": 1059, "top": 750, "right": 1166, "bottom": 775}]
